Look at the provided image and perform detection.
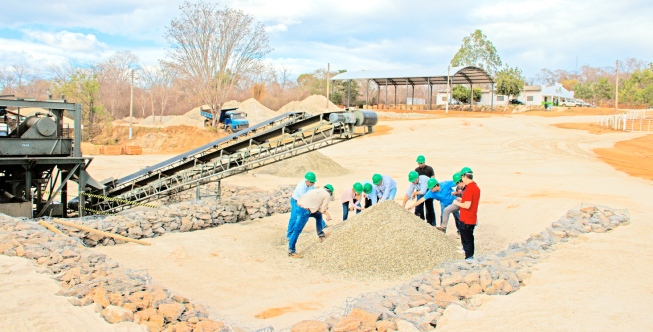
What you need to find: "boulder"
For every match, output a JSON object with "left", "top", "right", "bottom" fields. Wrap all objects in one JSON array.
[
  {"left": 291, "top": 320, "right": 330, "bottom": 332},
  {"left": 101, "top": 305, "right": 134, "bottom": 324}
]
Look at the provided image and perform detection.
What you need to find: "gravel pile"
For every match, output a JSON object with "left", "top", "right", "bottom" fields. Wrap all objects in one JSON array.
[
  {"left": 256, "top": 151, "right": 349, "bottom": 177},
  {"left": 278, "top": 95, "right": 341, "bottom": 114},
  {"left": 161, "top": 116, "right": 203, "bottom": 128},
  {"left": 302, "top": 201, "right": 462, "bottom": 280}
]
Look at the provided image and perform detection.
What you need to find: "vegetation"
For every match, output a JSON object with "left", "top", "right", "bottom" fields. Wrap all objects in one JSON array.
[
  {"left": 495, "top": 66, "right": 525, "bottom": 102},
  {"left": 452, "top": 85, "right": 482, "bottom": 104},
  {"left": 451, "top": 29, "right": 503, "bottom": 75}
]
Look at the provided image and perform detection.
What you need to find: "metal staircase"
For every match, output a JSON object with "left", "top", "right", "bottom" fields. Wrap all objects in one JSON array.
[{"left": 84, "top": 110, "right": 377, "bottom": 214}]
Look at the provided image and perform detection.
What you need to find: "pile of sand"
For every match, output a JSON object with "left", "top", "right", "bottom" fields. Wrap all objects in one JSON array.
[
  {"left": 122, "top": 116, "right": 142, "bottom": 123},
  {"left": 161, "top": 116, "right": 204, "bottom": 128},
  {"left": 256, "top": 151, "right": 349, "bottom": 177},
  {"left": 138, "top": 115, "right": 174, "bottom": 125},
  {"left": 183, "top": 105, "right": 210, "bottom": 121},
  {"left": 278, "top": 95, "right": 341, "bottom": 115},
  {"left": 302, "top": 201, "right": 462, "bottom": 279}
]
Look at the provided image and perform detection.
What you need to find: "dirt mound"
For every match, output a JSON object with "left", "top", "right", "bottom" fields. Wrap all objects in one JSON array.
[
  {"left": 94, "top": 125, "right": 225, "bottom": 153},
  {"left": 278, "top": 95, "right": 341, "bottom": 115},
  {"left": 302, "top": 201, "right": 462, "bottom": 280},
  {"left": 256, "top": 151, "right": 349, "bottom": 177},
  {"left": 594, "top": 134, "right": 653, "bottom": 181}
]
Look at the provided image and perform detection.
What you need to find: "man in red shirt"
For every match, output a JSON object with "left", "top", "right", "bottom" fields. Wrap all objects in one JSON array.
[{"left": 453, "top": 167, "right": 480, "bottom": 259}]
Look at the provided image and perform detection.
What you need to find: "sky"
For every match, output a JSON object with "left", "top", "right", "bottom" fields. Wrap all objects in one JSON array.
[{"left": 0, "top": 0, "right": 651, "bottom": 80}]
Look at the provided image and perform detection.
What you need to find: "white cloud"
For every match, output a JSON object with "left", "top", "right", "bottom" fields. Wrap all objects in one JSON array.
[{"left": 22, "top": 30, "right": 107, "bottom": 53}]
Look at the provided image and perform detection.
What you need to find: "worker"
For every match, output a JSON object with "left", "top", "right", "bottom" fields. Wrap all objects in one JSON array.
[
  {"left": 415, "top": 155, "right": 436, "bottom": 226},
  {"left": 372, "top": 174, "right": 397, "bottom": 202},
  {"left": 341, "top": 182, "right": 364, "bottom": 221},
  {"left": 288, "top": 184, "right": 334, "bottom": 258},
  {"left": 441, "top": 172, "right": 464, "bottom": 235},
  {"left": 362, "top": 181, "right": 378, "bottom": 208},
  {"left": 452, "top": 167, "right": 480, "bottom": 260},
  {"left": 286, "top": 171, "right": 316, "bottom": 240},
  {"left": 407, "top": 177, "right": 457, "bottom": 232},
  {"left": 402, "top": 171, "right": 430, "bottom": 220}
]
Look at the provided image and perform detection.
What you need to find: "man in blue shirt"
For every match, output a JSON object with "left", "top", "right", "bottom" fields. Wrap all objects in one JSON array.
[
  {"left": 401, "top": 171, "right": 430, "bottom": 220},
  {"left": 287, "top": 171, "right": 316, "bottom": 240},
  {"left": 372, "top": 174, "right": 397, "bottom": 202},
  {"left": 407, "top": 177, "right": 458, "bottom": 232}
]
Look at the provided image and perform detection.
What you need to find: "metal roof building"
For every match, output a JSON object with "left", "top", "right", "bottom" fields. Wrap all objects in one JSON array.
[{"left": 330, "top": 66, "right": 495, "bottom": 110}]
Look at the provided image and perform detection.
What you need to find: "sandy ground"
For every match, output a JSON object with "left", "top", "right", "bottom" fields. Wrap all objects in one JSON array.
[
  {"left": 87, "top": 113, "right": 653, "bottom": 330},
  {"left": 4, "top": 111, "right": 653, "bottom": 330},
  {"left": 0, "top": 256, "right": 144, "bottom": 332}
]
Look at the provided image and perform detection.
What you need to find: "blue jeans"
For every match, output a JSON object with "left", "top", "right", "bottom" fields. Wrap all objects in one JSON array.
[
  {"left": 286, "top": 198, "right": 298, "bottom": 239},
  {"left": 288, "top": 207, "right": 326, "bottom": 254},
  {"left": 342, "top": 202, "right": 362, "bottom": 221}
]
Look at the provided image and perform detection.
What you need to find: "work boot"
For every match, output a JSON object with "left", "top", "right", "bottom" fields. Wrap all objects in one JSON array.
[
  {"left": 319, "top": 232, "right": 331, "bottom": 243},
  {"left": 288, "top": 252, "right": 302, "bottom": 258}
]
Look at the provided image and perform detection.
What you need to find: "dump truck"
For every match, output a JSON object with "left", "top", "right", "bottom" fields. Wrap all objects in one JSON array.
[{"left": 200, "top": 107, "right": 249, "bottom": 132}]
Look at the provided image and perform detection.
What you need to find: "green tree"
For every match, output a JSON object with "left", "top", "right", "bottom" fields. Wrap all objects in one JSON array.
[
  {"left": 451, "top": 29, "right": 503, "bottom": 75},
  {"left": 495, "top": 66, "right": 525, "bottom": 102},
  {"left": 573, "top": 81, "right": 594, "bottom": 101},
  {"left": 452, "top": 85, "right": 481, "bottom": 104},
  {"left": 593, "top": 77, "right": 613, "bottom": 105},
  {"left": 51, "top": 68, "right": 106, "bottom": 139}
]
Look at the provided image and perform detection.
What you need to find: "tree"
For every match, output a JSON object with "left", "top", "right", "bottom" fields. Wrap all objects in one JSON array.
[
  {"left": 573, "top": 81, "right": 594, "bottom": 101},
  {"left": 451, "top": 29, "right": 502, "bottom": 75},
  {"left": 495, "top": 66, "right": 525, "bottom": 102},
  {"left": 164, "top": 1, "right": 271, "bottom": 126},
  {"left": 452, "top": 85, "right": 481, "bottom": 104},
  {"left": 141, "top": 65, "right": 178, "bottom": 123},
  {"left": 97, "top": 51, "right": 139, "bottom": 119},
  {"left": 51, "top": 64, "right": 107, "bottom": 139},
  {"left": 593, "top": 77, "right": 613, "bottom": 105}
]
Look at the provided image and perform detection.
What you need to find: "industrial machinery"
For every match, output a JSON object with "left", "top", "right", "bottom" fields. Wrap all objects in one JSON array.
[
  {"left": 83, "top": 108, "right": 378, "bottom": 214},
  {"left": 201, "top": 107, "right": 250, "bottom": 132},
  {"left": 0, "top": 95, "right": 378, "bottom": 218},
  {"left": 0, "top": 96, "right": 94, "bottom": 218}
]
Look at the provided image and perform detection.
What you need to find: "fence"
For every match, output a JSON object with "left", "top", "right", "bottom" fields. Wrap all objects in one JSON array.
[{"left": 597, "top": 110, "right": 652, "bottom": 132}]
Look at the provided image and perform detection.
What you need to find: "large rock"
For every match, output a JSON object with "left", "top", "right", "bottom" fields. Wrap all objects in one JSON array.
[
  {"left": 158, "top": 302, "right": 185, "bottom": 321},
  {"left": 332, "top": 317, "right": 362, "bottom": 332},
  {"left": 101, "top": 305, "right": 134, "bottom": 323},
  {"left": 193, "top": 320, "right": 225, "bottom": 331}
]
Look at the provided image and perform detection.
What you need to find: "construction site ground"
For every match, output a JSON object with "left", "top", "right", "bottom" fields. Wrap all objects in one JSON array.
[{"left": 2, "top": 109, "right": 652, "bottom": 330}]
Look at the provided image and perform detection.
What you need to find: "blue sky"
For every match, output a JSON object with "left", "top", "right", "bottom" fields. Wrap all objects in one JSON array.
[{"left": 1, "top": 0, "right": 651, "bottom": 80}]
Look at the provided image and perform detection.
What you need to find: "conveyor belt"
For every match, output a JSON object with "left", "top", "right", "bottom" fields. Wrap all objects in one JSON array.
[{"left": 85, "top": 110, "right": 376, "bottom": 214}]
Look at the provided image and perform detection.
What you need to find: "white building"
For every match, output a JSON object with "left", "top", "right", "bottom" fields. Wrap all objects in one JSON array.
[{"left": 437, "top": 83, "right": 576, "bottom": 107}]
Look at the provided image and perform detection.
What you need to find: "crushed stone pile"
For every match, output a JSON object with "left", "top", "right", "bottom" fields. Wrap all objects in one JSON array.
[
  {"left": 302, "top": 201, "right": 462, "bottom": 280},
  {"left": 138, "top": 115, "right": 174, "bottom": 125},
  {"left": 278, "top": 95, "right": 341, "bottom": 114},
  {"left": 161, "top": 116, "right": 204, "bottom": 128},
  {"left": 183, "top": 105, "right": 210, "bottom": 121},
  {"left": 256, "top": 151, "right": 349, "bottom": 177}
]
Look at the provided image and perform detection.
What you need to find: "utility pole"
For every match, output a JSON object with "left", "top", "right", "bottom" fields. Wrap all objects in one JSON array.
[
  {"left": 129, "top": 69, "right": 134, "bottom": 140},
  {"left": 615, "top": 60, "right": 619, "bottom": 114},
  {"left": 326, "top": 63, "right": 330, "bottom": 110},
  {"left": 446, "top": 65, "right": 450, "bottom": 114}
]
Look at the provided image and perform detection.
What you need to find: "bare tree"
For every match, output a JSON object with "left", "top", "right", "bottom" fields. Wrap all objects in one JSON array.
[
  {"left": 97, "top": 51, "right": 140, "bottom": 119},
  {"left": 164, "top": 1, "right": 272, "bottom": 126},
  {"left": 141, "top": 65, "right": 178, "bottom": 123}
]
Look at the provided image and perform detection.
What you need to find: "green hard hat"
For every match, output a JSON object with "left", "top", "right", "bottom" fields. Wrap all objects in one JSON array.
[
  {"left": 324, "top": 184, "right": 334, "bottom": 195},
  {"left": 363, "top": 183, "right": 373, "bottom": 194},
  {"left": 453, "top": 172, "right": 462, "bottom": 183},
  {"left": 427, "top": 178, "right": 439, "bottom": 189},
  {"left": 408, "top": 171, "right": 419, "bottom": 182},
  {"left": 416, "top": 155, "right": 426, "bottom": 163},
  {"left": 353, "top": 182, "right": 363, "bottom": 194},
  {"left": 304, "top": 171, "right": 316, "bottom": 182},
  {"left": 460, "top": 167, "right": 473, "bottom": 175},
  {"left": 372, "top": 174, "right": 383, "bottom": 185}
]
